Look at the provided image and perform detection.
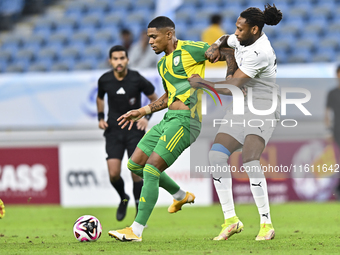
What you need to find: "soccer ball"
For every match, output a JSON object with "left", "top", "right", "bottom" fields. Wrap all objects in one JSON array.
[{"left": 73, "top": 215, "right": 102, "bottom": 242}]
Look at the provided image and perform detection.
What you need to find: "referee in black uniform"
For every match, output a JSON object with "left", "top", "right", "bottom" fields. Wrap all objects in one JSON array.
[{"left": 97, "top": 45, "right": 157, "bottom": 221}]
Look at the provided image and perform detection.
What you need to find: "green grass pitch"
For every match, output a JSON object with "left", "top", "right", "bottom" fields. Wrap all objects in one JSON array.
[{"left": 1, "top": 203, "right": 339, "bottom": 254}]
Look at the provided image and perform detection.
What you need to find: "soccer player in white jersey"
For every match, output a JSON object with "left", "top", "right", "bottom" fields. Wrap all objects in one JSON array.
[{"left": 189, "top": 4, "right": 282, "bottom": 241}]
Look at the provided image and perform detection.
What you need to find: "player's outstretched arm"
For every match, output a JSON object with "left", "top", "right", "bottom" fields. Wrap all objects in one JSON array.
[
  {"left": 117, "top": 92, "right": 168, "bottom": 130},
  {"left": 205, "top": 35, "right": 230, "bottom": 63},
  {"left": 188, "top": 69, "right": 250, "bottom": 96}
]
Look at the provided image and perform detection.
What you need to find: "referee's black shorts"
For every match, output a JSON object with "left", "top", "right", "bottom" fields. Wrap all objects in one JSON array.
[{"left": 104, "top": 127, "right": 144, "bottom": 160}]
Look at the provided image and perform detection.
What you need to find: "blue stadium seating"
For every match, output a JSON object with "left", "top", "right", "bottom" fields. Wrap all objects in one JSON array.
[{"left": 2, "top": 0, "right": 340, "bottom": 72}]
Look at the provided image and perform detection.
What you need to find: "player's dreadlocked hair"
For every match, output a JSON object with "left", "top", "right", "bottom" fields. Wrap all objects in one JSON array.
[
  {"left": 240, "top": 4, "right": 282, "bottom": 32},
  {"left": 148, "top": 16, "right": 175, "bottom": 30}
]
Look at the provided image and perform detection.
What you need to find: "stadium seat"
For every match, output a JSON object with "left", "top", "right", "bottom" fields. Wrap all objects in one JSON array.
[
  {"left": 295, "top": 37, "right": 316, "bottom": 52},
  {"left": 272, "top": 34, "right": 295, "bottom": 53},
  {"left": 274, "top": 48, "right": 287, "bottom": 64},
  {"left": 93, "top": 29, "right": 119, "bottom": 44},
  {"left": 51, "top": 59, "right": 75, "bottom": 71},
  {"left": 279, "top": 23, "right": 300, "bottom": 37},
  {"left": 133, "top": 0, "right": 155, "bottom": 11},
  {"left": 126, "top": 11, "right": 148, "bottom": 25},
  {"left": 328, "top": 22, "right": 340, "bottom": 34},
  {"left": 288, "top": 48, "right": 312, "bottom": 63},
  {"left": 262, "top": 26, "right": 277, "bottom": 40},
  {"left": 6, "top": 60, "right": 29, "bottom": 72},
  {"left": 0, "top": 59, "right": 7, "bottom": 72},
  {"left": 176, "top": 6, "right": 195, "bottom": 24},
  {"left": 0, "top": 0, "right": 25, "bottom": 15},
  {"left": 54, "top": 27, "right": 74, "bottom": 39},
  {"left": 73, "top": 60, "right": 95, "bottom": 70},
  {"left": 304, "top": 23, "right": 323, "bottom": 36},
  {"left": 221, "top": 7, "right": 243, "bottom": 25},
  {"left": 312, "top": 48, "right": 335, "bottom": 62},
  {"left": 286, "top": 5, "right": 311, "bottom": 20},
  {"left": 27, "top": 59, "right": 53, "bottom": 72},
  {"left": 83, "top": 45, "right": 104, "bottom": 60},
  {"left": 308, "top": 16, "right": 328, "bottom": 28},
  {"left": 55, "top": 16, "right": 77, "bottom": 30},
  {"left": 16, "top": 48, "right": 35, "bottom": 62},
  {"left": 44, "top": 41, "right": 64, "bottom": 53},
  {"left": 49, "top": 33, "right": 69, "bottom": 45},
  {"left": 311, "top": 5, "right": 333, "bottom": 18},
  {"left": 96, "top": 60, "right": 110, "bottom": 70},
  {"left": 112, "top": 0, "right": 132, "bottom": 10},
  {"left": 195, "top": 7, "right": 220, "bottom": 21},
  {"left": 22, "top": 34, "right": 45, "bottom": 48},
  {"left": 82, "top": 14, "right": 102, "bottom": 28},
  {"left": 71, "top": 31, "right": 92, "bottom": 45},
  {"left": 0, "top": 50, "right": 13, "bottom": 62},
  {"left": 319, "top": 35, "right": 339, "bottom": 50},
  {"left": 183, "top": 26, "right": 201, "bottom": 41},
  {"left": 58, "top": 45, "right": 84, "bottom": 61}
]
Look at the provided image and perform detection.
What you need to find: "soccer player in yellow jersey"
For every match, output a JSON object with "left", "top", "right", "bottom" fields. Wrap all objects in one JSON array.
[{"left": 108, "top": 16, "right": 236, "bottom": 242}]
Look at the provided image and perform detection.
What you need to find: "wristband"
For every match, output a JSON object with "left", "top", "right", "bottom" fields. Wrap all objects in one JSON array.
[
  {"left": 214, "top": 34, "right": 229, "bottom": 47},
  {"left": 98, "top": 112, "right": 104, "bottom": 121},
  {"left": 142, "top": 105, "right": 151, "bottom": 115}
]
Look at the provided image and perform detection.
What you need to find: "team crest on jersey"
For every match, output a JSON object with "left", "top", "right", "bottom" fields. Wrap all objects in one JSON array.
[
  {"left": 129, "top": 97, "right": 136, "bottom": 105},
  {"left": 174, "top": 56, "right": 180, "bottom": 66}
]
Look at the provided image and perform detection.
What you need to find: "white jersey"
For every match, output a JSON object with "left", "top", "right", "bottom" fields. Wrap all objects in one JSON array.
[{"left": 227, "top": 33, "right": 279, "bottom": 104}]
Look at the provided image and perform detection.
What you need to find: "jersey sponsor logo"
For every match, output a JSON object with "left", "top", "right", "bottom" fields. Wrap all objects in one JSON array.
[
  {"left": 139, "top": 197, "right": 146, "bottom": 202},
  {"left": 159, "top": 135, "right": 166, "bottom": 142},
  {"left": 66, "top": 171, "right": 98, "bottom": 187},
  {"left": 129, "top": 97, "right": 136, "bottom": 105},
  {"left": 173, "top": 56, "right": 180, "bottom": 66},
  {"left": 116, "top": 87, "right": 126, "bottom": 94}
]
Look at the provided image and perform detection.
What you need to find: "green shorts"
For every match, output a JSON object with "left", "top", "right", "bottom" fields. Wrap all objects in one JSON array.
[{"left": 137, "top": 110, "right": 201, "bottom": 167}]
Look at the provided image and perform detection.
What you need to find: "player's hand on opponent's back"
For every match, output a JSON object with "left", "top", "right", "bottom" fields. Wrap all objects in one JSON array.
[
  {"left": 188, "top": 74, "right": 204, "bottom": 88},
  {"left": 99, "top": 119, "right": 108, "bottom": 130},
  {"left": 136, "top": 118, "right": 148, "bottom": 131},
  {"left": 205, "top": 44, "right": 221, "bottom": 63},
  {"left": 117, "top": 110, "right": 144, "bottom": 130}
]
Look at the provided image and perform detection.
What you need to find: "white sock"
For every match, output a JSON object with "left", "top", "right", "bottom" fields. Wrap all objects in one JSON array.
[
  {"left": 130, "top": 221, "right": 145, "bottom": 237},
  {"left": 172, "top": 188, "right": 186, "bottom": 201},
  {"left": 209, "top": 150, "right": 236, "bottom": 220},
  {"left": 244, "top": 160, "right": 272, "bottom": 224}
]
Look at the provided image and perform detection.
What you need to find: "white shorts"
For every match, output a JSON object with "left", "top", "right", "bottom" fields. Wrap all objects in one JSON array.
[{"left": 216, "top": 108, "right": 277, "bottom": 145}]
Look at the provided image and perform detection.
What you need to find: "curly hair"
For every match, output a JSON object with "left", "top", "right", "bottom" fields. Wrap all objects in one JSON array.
[{"left": 240, "top": 4, "right": 282, "bottom": 32}]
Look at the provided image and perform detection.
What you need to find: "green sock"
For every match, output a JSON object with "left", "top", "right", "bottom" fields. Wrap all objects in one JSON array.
[
  {"left": 159, "top": 172, "right": 180, "bottom": 195},
  {"left": 135, "top": 164, "right": 161, "bottom": 225},
  {"left": 128, "top": 159, "right": 180, "bottom": 195},
  {"left": 128, "top": 158, "right": 143, "bottom": 178}
]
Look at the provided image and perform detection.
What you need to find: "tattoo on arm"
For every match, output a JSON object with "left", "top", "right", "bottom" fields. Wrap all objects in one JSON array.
[
  {"left": 219, "top": 48, "right": 238, "bottom": 77},
  {"left": 149, "top": 93, "right": 168, "bottom": 113},
  {"left": 205, "top": 44, "right": 219, "bottom": 59}
]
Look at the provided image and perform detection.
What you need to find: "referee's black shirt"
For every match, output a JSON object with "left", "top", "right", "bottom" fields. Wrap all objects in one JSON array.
[{"left": 97, "top": 69, "right": 155, "bottom": 130}]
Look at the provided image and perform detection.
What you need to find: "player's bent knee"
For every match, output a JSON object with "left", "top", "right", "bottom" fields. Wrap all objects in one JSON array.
[
  {"left": 209, "top": 144, "right": 231, "bottom": 165},
  {"left": 127, "top": 158, "right": 144, "bottom": 178},
  {"left": 130, "top": 147, "right": 149, "bottom": 166},
  {"left": 145, "top": 152, "right": 168, "bottom": 172}
]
